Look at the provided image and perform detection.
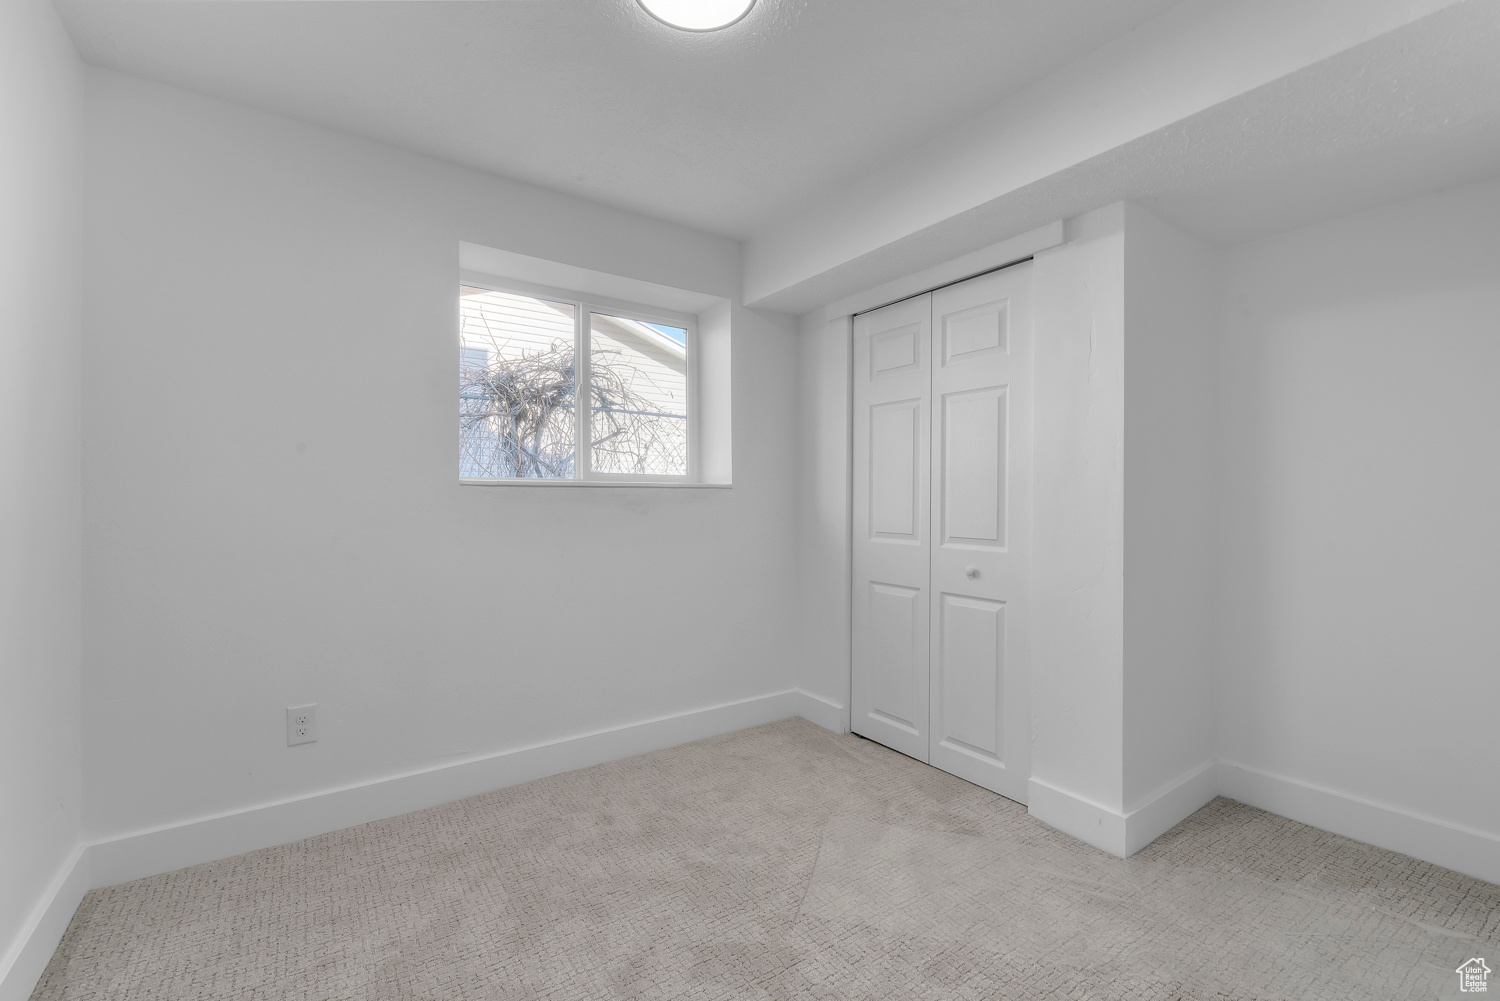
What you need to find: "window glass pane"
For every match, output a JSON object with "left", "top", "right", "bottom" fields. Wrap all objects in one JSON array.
[
  {"left": 589, "top": 314, "right": 688, "bottom": 476},
  {"left": 459, "top": 287, "right": 577, "bottom": 479}
]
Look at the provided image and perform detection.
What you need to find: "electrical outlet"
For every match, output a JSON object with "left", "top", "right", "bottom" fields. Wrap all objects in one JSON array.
[{"left": 286, "top": 704, "right": 317, "bottom": 746}]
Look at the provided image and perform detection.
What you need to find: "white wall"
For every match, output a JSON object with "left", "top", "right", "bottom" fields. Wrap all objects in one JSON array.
[
  {"left": 975, "top": 203, "right": 1220, "bottom": 857},
  {"left": 0, "top": 0, "right": 85, "bottom": 992},
  {"left": 1121, "top": 204, "right": 1217, "bottom": 811},
  {"left": 81, "top": 69, "right": 800, "bottom": 848},
  {"left": 793, "top": 312, "right": 852, "bottom": 721},
  {"left": 1215, "top": 175, "right": 1500, "bottom": 847},
  {"left": 1028, "top": 206, "right": 1128, "bottom": 818}
]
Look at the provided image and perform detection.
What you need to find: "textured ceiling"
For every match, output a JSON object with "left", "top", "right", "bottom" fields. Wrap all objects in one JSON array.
[{"left": 55, "top": 0, "right": 1181, "bottom": 239}]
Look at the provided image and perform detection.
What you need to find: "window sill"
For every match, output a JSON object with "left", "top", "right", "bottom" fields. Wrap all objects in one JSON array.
[{"left": 459, "top": 478, "right": 731, "bottom": 489}]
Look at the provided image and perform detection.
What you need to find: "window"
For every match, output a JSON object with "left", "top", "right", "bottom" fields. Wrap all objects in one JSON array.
[{"left": 458, "top": 283, "right": 694, "bottom": 482}]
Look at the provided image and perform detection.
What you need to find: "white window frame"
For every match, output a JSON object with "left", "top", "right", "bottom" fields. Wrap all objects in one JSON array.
[{"left": 458, "top": 272, "right": 699, "bottom": 485}]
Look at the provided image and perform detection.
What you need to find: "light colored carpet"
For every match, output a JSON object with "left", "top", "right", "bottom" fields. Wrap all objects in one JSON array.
[{"left": 34, "top": 718, "right": 1500, "bottom": 1000}]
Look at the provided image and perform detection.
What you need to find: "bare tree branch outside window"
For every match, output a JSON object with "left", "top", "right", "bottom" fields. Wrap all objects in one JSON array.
[
  {"left": 458, "top": 287, "right": 688, "bottom": 479},
  {"left": 460, "top": 340, "right": 575, "bottom": 478},
  {"left": 460, "top": 341, "right": 687, "bottom": 478}
]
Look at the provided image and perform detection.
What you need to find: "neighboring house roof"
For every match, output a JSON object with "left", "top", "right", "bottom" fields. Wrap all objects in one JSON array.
[{"left": 594, "top": 314, "right": 686, "bottom": 364}]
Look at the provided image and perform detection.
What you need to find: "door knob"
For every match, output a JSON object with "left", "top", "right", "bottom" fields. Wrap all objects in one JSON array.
[{"left": 965, "top": 566, "right": 980, "bottom": 579}]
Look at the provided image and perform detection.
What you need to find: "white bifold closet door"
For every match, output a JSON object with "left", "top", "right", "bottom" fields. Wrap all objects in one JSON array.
[{"left": 850, "top": 264, "right": 1032, "bottom": 803}]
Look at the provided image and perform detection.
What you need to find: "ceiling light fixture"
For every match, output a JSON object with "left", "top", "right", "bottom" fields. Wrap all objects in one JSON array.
[{"left": 636, "top": 0, "right": 756, "bottom": 32}]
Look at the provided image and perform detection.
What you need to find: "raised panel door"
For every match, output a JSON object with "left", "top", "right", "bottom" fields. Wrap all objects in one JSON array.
[
  {"left": 928, "top": 265, "right": 1032, "bottom": 802},
  {"left": 851, "top": 294, "right": 932, "bottom": 762}
]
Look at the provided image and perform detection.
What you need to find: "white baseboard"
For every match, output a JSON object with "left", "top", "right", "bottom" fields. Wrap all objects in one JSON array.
[
  {"left": 1027, "top": 761, "right": 1218, "bottom": 858},
  {"left": 91, "top": 689, "right": 810, "bottom": 889},
  {"left": 0, "top": 844, "right": 90, "bottom": 1001},
  {"left": 1123, "top": 761, "right": 1219, "bottom": 855},
  {"left": 1218, "top": 760, "right": 1500, "bottom": 886},
  {"left": 793, "top": 688, "right": 848, "bottom": 734},
  {"left": 1027, "top": 777, "right": 1130, "bottom": 856}
]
